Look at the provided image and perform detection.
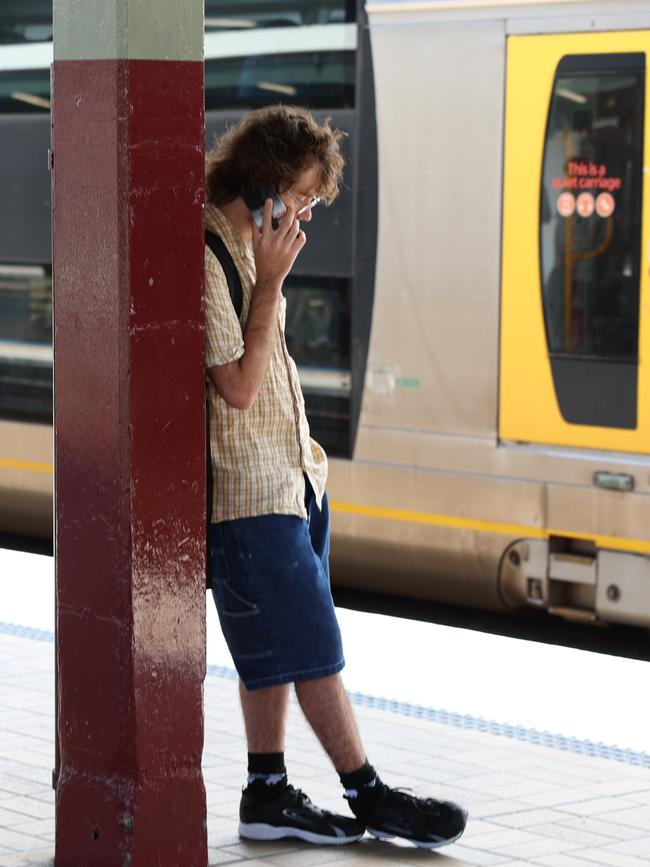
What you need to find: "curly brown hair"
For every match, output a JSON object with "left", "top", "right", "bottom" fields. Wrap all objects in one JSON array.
[{"left": 206, "top": 105, "right": 346, "bottom": 206}]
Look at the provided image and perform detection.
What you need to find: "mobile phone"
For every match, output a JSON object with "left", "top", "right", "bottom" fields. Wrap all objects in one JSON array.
[{"left": 243, "top": 186, "right": 287, "bottom": 230}]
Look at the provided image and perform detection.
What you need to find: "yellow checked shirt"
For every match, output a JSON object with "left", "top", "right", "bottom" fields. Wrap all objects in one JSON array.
[{"left": 205, "top": 203, "right": 327, "bottom": 522}]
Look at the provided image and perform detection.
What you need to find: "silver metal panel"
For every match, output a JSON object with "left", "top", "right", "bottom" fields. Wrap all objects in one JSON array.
[
  {"left": 0, "top": 420, "right": 52, "bottom": 537},
  {"left": 508, "top": 13, "right": 650, "bottom": 34},
  {"left": 546, "top": 485, "right": 650, "bottom": 546},
  {"left": 549, "top": 553, "right": 596, "bottom": 585},
  {"left": 328, "top": 456, "right": 544, "bottom": 610},
  {"left": 355, "top": 426, "right": 650, "bottom": 494},
  {"left": 366, "top": 1, "right": 649, "bottom": 28},
  {"left": 362, "top": 20, "right": 505, "bottom": 437},
  {"left": 597, "top": 550, "right": 650, "bottom": 627}
]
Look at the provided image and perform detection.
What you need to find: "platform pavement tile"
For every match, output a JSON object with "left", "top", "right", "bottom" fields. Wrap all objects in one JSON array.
[
  {"left": 551, "top": 781, "right": 650, "bottom": 804},
  {"left": 534, "top": 856, "right": 618, "bottom": 867},
  {"left": 207, "top": 850, "right": 250, "bottom": 865},
  {"left": 522, "top": 789, "right": 636, "bottom": 810},
  {"left": 262, "top": 845, "right": 367, "bottom": 865},
  {"left": 428, "top": 841, "right": 517, "bottom": 865},
  {"left": 207, "top": 817, "right": 240, "bottom": 837},
  {"left": 490, "top": 835, "right": 582, "bottom": 860},
  {"left": 486, "top": 779, "right": 560, "bottom": 800},
  {"left": 0, "top": 807, "right": 48, "bottom": 831},
  {"left": 603, "top": 804, "right": 650, "bottom": 830},
  {"left": 221, "top": 861, "right": 285, "bottom": 866},
  {"left": 562, "top": 786, "right": 650, "bottom": 826},
  {"left": 0, "top": 754, "right": 50, "bottom": 775},
  {"left": 458, "top": 798, "right": 532, "bottom": 819},
  {"left": 208, "top": 787, "right": 244, "bottom": 807},
  {"left": 452, "top": 819, "right": 506, "bottom": 840},
  {"left": 0, "top": 719, "right": 45, "bottom": 736},
  {"left": 0, "top": 779, "right": 51, "bottom": 801},
  {"left": 0, "top": 768, "right": 47, "bottom": 790},
  {"left": 457, "top": 827, "right": 543, "bottom": 849},
  {"left": 205, "top": 762, "right": 247, "bottom": 780},
  {"left": 10, "top": 847, "right": 53, "bottom": 864},
  {"left": 440, "top": 770, "right": 521, "bottom": 792},
  {"left": 517, "top": 766, "right": 625, "bottom": 790},
  {"left": 560, "top": 797, "right": 646, "bottom": 818},
  {"left": 9, "top": 819, "right": 54, "bottom": 843},
  {"left": 489, "top": 808, "right": 580, "bottom": 830},
  {"left": 555, "top": 815, "right": 648, "bottom": 842},
  {"left": 215, "top": 837, "right": 306, "bottom": 858},
  {"left": 0, "top": 826, "right": 49, "bottom": 853},
  {"left": 0, "top": 850, "right": 53, "bottom": 867},
  {"left": 13, "top": 790, "right": 55, "bottom": 808},
  {"left": 11, "top": 726, "right": 53, "bottom": 743},
  {"left": 391, "top": 760, "right": 486, "bottom": 784},
  {"left": 0, "top": 797, "right": 53, "bottom": 821},
  {"left": 548, "top": 760, "right": 628, "bottom": 783},
  {"left": 278, "top": 859, "right": 384, "bottom": 867},
  {"left": 576, "top": 848, "right": 650, "bottom": 867},
  {"left": 526, "top": 821, "right": 619, "bottom": 848},
  {"left": 603, "top": 837, "right": 650, "bottom": 858}
]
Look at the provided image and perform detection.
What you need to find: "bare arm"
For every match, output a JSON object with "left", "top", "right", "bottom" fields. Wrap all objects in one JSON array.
[{"left": 208, "top": 198, "right": 305, "bottom": 411}]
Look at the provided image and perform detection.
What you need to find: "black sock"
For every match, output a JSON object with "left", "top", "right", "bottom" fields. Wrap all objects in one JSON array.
[
  {"left": 339, "top": 761, "right": 382, "bottom": 817},
  {"left": 246, "top": 752, "right": 288, "bottom": 799}
]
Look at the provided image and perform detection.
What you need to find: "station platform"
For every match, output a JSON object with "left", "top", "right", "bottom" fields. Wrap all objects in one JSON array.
[
  {"left": 2, "top": 546, "right": 650, "bottom": 866},
  {"left": 1, "top": 622, "right": 650, "bottom": 867}
]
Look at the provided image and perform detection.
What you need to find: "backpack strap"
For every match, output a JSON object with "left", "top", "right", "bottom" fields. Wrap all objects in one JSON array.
[
  {"left": 205, "top": 228, "right": 244, "bottom": 589},
  {"left": 205, "top": 229, "right": 244, "bottom": 319}
]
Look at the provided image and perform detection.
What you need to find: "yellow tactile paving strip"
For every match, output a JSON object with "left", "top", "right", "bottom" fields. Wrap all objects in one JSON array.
[{"left": 0, "top": 632, "right": 649, "bottom": 866}]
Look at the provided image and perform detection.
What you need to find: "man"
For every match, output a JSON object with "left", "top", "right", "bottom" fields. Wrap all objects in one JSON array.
[{"left": 205, "top": 105, "right": 467, "bottom": 849}]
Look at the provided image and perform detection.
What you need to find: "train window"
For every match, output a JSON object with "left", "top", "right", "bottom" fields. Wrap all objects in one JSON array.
[
  {"left": 0, "top": 1, "right": 52, "bottom": 44},
  {"left": 540, "top": 53, "right": 644, "bottom": 428},
  {"left": 1, "top": 0, "right": 356, "bottom": 45},
  {"left": 0, "top": 69, "right": 50, "bottom": 113},
  {"left": 205, "top": 0, "right": 355, "bottom": 32},
  {"left": 0, "top": 265, "right": 52, "bottom": 423},
  {"left": 284, "top": 276, "right": 350, "bottom": 456},
  {"left": 205, "top": 51, "right": 355, "bottom": 110}
]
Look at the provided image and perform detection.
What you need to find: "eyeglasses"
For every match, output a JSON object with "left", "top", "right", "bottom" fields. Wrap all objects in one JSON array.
[{"left": 285, "top": 189, "right": 321, "bottom": 215}]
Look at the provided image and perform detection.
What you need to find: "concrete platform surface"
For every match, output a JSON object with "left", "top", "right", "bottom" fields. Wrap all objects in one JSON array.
[{"left": 1, "top": 627, "right": 650, "bottom": 867}]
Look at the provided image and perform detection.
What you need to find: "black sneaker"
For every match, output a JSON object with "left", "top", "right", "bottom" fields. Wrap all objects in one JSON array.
[
  {"left": 239, "top": 783, "right": 366, "bottom": 845},
  {"left": 348, "top": 783, "right": 468, "bottom": 849}
]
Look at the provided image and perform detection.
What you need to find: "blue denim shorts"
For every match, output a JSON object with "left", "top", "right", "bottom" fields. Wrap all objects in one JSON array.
[{"left": 209, "top": 485, "right": 344, "bottom": 691}]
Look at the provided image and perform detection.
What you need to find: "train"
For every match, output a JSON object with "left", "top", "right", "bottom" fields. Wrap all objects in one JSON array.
[{"left": 2, "top": 0, "right": 650, "bottom": 630}]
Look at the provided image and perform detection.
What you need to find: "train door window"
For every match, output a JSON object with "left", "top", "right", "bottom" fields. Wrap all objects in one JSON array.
[
  {"left": 0, "top": 69, "right": 50, "bottom": 113},
  {"left": 540, "top": 54, "right": 644, "bottom": 428},
  {"left": 205, "top": 0, "right": 356, "bottom": 32},
  {"left": 0, "top": 1, "right": 53, "bottom": 44},
  {"left": 205, "top": 51, "right": 355, "bottom": 110},
  {"left": 500, "top": 32, "right": 650, "bottom": 453},
  {"left": 0, "top": 265, "right": 52, "bottom": 423},
  {"left": 284, "top": 276, "right": 350, "bottom": 456}
]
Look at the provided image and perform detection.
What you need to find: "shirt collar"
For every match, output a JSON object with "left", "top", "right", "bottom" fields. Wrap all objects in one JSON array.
[{"left": 205, "top": 202, "right": 254, "bottom": 263}]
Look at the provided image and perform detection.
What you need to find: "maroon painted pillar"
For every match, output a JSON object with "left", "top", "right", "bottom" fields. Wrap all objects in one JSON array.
[{"left": 52, "top": 1, "right": 206, "bottom": 864}]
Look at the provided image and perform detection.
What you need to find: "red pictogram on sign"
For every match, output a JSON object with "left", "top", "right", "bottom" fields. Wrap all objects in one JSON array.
[
  {"left": 576, "top": 192, "right": 595, "bottom": 218},
  {"left": 556, "top": 192, "right": 575, "bottom": 218},
  {"left": 596, "top": 192, "right": 615, "bottom": 218}
]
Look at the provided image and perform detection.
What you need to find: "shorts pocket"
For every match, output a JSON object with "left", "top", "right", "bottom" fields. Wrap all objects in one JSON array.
[
  {"left": 210, "top": 527, "right": 274, "bottom": 666},
  {"left": 219, "top": 580, "right": 260, "bottom": 618}
]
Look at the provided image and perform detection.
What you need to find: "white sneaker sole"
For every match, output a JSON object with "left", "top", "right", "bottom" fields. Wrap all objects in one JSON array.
[
  {"left": 239, "top": 821, "right": 364, "bottom": 845},
  {"left": 367, "top": 827, "right": 465, "bottom": 849}
]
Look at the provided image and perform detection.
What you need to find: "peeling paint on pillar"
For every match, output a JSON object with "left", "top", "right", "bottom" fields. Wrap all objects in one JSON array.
[{"left": 53, "top": 1, "right": 206, "bottom": 865}]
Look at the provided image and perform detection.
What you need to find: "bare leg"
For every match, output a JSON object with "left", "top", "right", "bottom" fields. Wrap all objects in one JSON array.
[
  {"left": 239, "top": 679, "right": 290, "bottom": 752},
  {"left": 295, "top": 674, "right": 366, "bottom": 773}
]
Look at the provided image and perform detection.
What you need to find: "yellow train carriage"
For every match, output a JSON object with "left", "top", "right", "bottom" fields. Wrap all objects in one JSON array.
[{"left": 2, "top": 0, "right": 650, "bottom": 630}]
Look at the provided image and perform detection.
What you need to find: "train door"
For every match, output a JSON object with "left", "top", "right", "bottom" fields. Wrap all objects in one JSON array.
[{"left": 500, "top": 32, "right": 650, "bottom": 453}]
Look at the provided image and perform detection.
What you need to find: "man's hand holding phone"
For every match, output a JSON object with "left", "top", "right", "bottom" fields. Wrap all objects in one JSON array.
[{"left": 251, "top": 197, "right": 306, "bottom": 293}]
